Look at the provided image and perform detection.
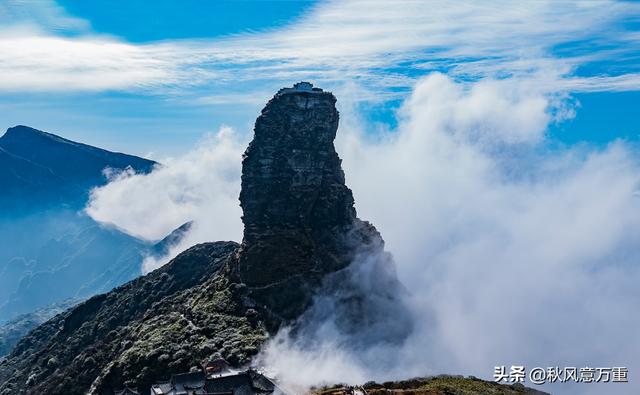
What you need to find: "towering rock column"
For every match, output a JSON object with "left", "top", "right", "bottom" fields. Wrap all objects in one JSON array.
[{"left": 238, "top": 82, "right": 383, "bottom": 322}]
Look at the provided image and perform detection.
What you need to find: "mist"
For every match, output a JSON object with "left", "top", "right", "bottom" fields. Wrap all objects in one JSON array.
[
  {"left": 86, "top": 127, "right": 246, "bottom": 273},
  {"left": 332, "top": 73, "right": 640, "bottom": 394},
  {"left": 87, "top": 74, "right": 640, "bottom": 394}
]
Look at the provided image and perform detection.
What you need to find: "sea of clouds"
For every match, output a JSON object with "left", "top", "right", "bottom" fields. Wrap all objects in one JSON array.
[{"left": 86, "top": 74, "right": 640, "bottom": 395}]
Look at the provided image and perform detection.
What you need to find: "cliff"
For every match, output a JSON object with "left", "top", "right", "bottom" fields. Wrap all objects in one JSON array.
[
  {"left": 0, "top": 84, "right": 548, "bottom": 395},
  {"left": 0, "top": 83, "right": 394, "bottom": 394},
  {"left": 237, "top": 84, "right": 384, "bottom": 325}
]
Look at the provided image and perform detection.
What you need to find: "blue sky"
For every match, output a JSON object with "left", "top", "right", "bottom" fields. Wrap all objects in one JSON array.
[
  {"left": 0, "top": 1, "right": 639, "bottom": 157},
  {"left": 5, "top": 3, "right": 640, "bottom": 392},
  {"left": 57, "top": 0, "right": 317, "bottom": 42}
]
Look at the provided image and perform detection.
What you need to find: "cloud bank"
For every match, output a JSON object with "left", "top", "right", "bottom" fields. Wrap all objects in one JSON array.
[
  {"left": 1, "top": 0, "right": 640, "bottom": 98},
  {"left": 317, "top": 74, "right": 640, "bottom": 395},
  {"left": 86, "top": 127, "right": 245, "bottom": 272},
  {"left": 2, "top": 2, "right": 637, "bottom": 394},
  {"left": 87, "top": 73, "right": 640, "bottom": 394}
]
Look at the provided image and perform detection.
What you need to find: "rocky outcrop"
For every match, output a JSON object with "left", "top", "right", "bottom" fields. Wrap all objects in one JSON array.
[
  {"left": 0, "top": 83, "right": 405, "bottom": 394},
  {"left": 237, "top": 83, "right": 384, "bottom": 324}
]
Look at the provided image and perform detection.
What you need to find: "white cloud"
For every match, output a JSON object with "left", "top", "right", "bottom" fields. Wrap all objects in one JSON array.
[
  {"left": 0, "top": 1, "right": 639, "bottom": 96},
  {"left": 254, "top": 73, "right": 640, "bottom": 395},
  {"left": 59, "top": 1, "right": 640, "bottom": 392},
  {"left": 399, "top": 74, "right": 551, "bottom": 145},
  {"left": 87, "top": 72, "right": 640, "bottom": 394},
  {"left": 86, "top": 127, "right": 246, "bottom": 272},
  {"left": 0, "top": 33, "right": 180, "bottom": 91}
]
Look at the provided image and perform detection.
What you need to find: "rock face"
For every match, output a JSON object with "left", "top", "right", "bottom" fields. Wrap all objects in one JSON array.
[
  {"left": 0, "top": 83, "right": 400, "bottom": 394},
  {"left": 238, "top": 84, "right": 384, "bottom": 323}
]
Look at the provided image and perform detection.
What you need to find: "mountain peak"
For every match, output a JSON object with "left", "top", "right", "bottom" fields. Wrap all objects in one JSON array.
[
  {"left": 4, "top": 125, "right": 41, "bottom": 134},
  {"left": 237, "top": 83, "right": 384, "bottom": 322},
  {"left": 0, "top": 85, "right": 404, "bottom": 393},
  {"left": 0, "top": 125, "right": 157, "bottom": 212},
  {"left": 2, "top": 125, "right": 53, "bottom": 141},
  {"left": 240, "top": 83, "right": 349, "bottom": 237},
  {"left": 4, "top": 125, "right": 42, "bottom": 135}
]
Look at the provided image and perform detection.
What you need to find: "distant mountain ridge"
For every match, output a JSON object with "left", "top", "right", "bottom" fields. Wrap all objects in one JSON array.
[
  {"left": 0, "top": 298, "right": 81, "bottom": 357},
  {"left": 0, "top": 83, "right": 411, "bottom": 394},
  {"left": 0, "top": 215, "right": 149, "bottom": 322},
  {"left": 0, "top": 125, "right": 156, "bottom": 213},
  {"left": 0, "top": 126, "right": 188, "bottom": 334},
  {"left": 0, "top": 92, "right": 551, "bottom": 395}
]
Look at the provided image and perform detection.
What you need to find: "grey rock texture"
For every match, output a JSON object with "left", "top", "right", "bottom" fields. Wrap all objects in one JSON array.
[
  {"left": 0, "top": 83, "right": 404, "bottom": 394},
  {"left": 237, "top": 84, "right": 385, "bottom": 324}
]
